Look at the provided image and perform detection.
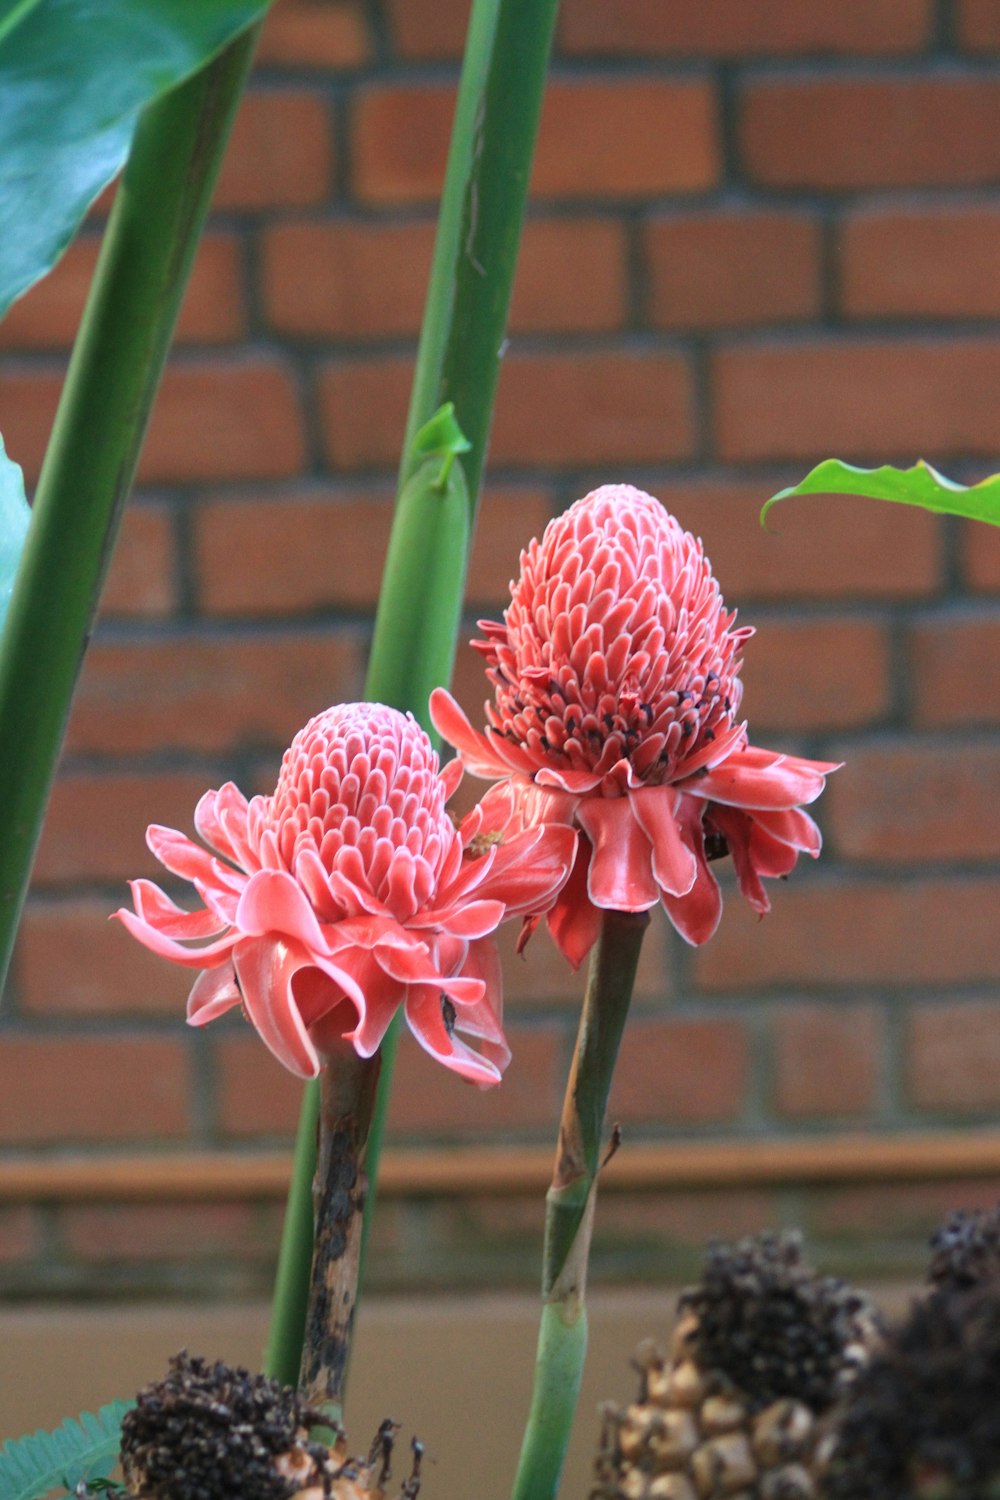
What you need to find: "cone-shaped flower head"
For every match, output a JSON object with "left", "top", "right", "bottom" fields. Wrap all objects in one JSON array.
[
  {"left": 431, "top": 485, "right": 839, "bottom": 964},
  {"left": 115, "top": 703, "right": 574, "bottom": 1085}
]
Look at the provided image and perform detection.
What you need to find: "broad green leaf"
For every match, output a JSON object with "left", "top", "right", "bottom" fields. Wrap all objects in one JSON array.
[
  {"left": 762, "top": 458, "right": 1000, "bottom": 529},
  {"left": 0, "top": 0, "right": 272, "bottom": 316},
  {"left": 0, "top": 434, "right": 29, "bottom": 631},
  {"left": 0, "top": 1400, "right": 133, "bottom": 1500}
]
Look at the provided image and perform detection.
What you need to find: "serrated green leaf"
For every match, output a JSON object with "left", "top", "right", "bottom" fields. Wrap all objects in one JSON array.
[
  {"left": 0, "top": 0, "right": 273, "bottom": 317},
  {"left": 761, "top": 457, "right": 1000, "bottom": 529},
  {"left": 0, "top": 1400, "right": 133, "bottom": 1500},
  {"left": 0, "top": 434, "right": 29, "bottom": 632}
]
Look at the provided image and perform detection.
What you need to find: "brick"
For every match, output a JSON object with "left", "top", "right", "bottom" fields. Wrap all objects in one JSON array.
[
  {"left": 213, "top": 89, "right": 334, "bottom": 209},
  {"left": 0, "top": 1038, "right": 189, "bottom": 1143},
  {"left": 65, "top": 630, "right": 365, "bottom": 756},
  {"left": 609, "top": 1017, "right": 749, "bottom": 1125},
  {"left": 694, "top": 877, "right": 1000, "bottom": 992},
  {"left": 963, "top": 520, "right": 1000, "bottom": 592},
  {"left": 511, "top": 218, "right": 627, "bottom": 332},
  {"left": 657, "top": 479, "right": 941, "bottom": 602},
  {"left": 841, "top": 206, "right": 1000, "bottom": 320},
  {"left": 215, "top": 1031, "right": 305, "bottom": 1138},
  {"left": 739, "top": 616, "right": 890, "bottom": 733},
  {"left": 0, "top": 1207, "right": 38, "bottom": 1264},
  {"left": 810, "top": 1178, "right": 1000, "bottom": 1238},
  {"left": 714, "top": 338, "right": 1000, "bottom": 463},
  {"left": 560, "top": 0, "right": 931, "bottom": 56},
  {"left": 959, "top": 0, "right": 1000, "bottom": 48},
  {"left": 16, "top": 898, "right": 191, "bottom": 1016},
  {"left": 743, "top": 77, "right": 1000, "bottom": 189},
  {"left": 387, "top": 1023, "right": 564, "bottom": 1136},
  {"left": 907, "top": 1001, "right": 1000, "bottom": 1111},
  {"left": 62, "top": 1203, "right": 268, "bottom": 1261},
  {"left": 531, "top": 79, "right": 719, "bottom": 199},
  {"left": 589, "top": 1190, "right": 776, "bottom": 1248},
  {"left": 825, "top": 739, "right": 1000, "bottom": 862},
  {"left": 909, "top": 612, "right": 1000, "bottom": 727},
  {"left": 263, "top": 216, "right": 626, "bottom": 338},
  {"left": 194, "top": 485, "right": 552, "bottom": 615},
  {"left": 384, "top": 0, "right": 469, "bottom": 57},
  {"left": 647, "top": 210, "right": 821, "bottom": 331},
  {"left": 0, "top": 233, "right": 244, "bottom": 351},
  {"left": 138, "top": 359, "right": 307, "bottom": 482},
  {"left": 320, "top": 350, "right": 695, "bottom": 469},
  {"left": 99, "top": 503, "right": 175, "bottom": 618},
  {"left": 488, "top": 351, "right": 695, "bottom": 465},
  {"left": 34, "top": 770, "right": 216, "bottom": 885},
  {"left": 0, "top": 367, "right": 63, "bottom": 482},
  {"left": 771, "top": 1004, "right": 881, "bottom": 1119},
  {"left": 257, "top": 0, "right": 370, "bottom": 68},
  {"left": 353, "top": 80, "right": 718, "bottom": 204}
]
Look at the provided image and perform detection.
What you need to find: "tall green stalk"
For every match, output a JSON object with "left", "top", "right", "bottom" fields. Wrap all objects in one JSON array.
[
  {"left": 264, "top": 0, "right": 560, "bottom": 1394},
  {"left": 0, "top": 21, "right": 261, "bottom": 996},
  {"left": 512, "top": 910, "right": 649, "bottom": 1500}
]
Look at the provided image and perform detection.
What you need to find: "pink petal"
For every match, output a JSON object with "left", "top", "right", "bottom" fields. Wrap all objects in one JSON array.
[
  {"left": 474, "top": 823, "right": 578, "bottom": 918},
  {"left": 186, "top": 963, "right": 242, "bottom": 1025},
  {"left": 660, "top": 801, "right": 723, "bottom": 945},
  {"left": 129, "top": 879, "right": 228, "bottom": 940},
  {"left": 147, "top": 824, "right": 245, "bottom": 894},
  {"left": 232, "top": 936, "right": 322, "bottom": 1079},
  {"left": 707, "top": 804, "right": 769, "bottom": 915},
  {"left": 545, "top": 844, "right": 604, "bottom": 970},
  {"left": 753, "top": 806, "right": 823, "bottom": 858},
  {"left": 576, "top": 796, "right": 660, "bottom": 912},
  {"left": 193, "top": 782, "right": 251, "bottom": 866},
  {"left": 534, "top": 764, "right": 605, "bottom": 794},
  {"left": 234, "top": 868, "right": 329, "bottom": 954},
  {"left": 339, "top": 953, "right": 406, "bottom": 1059},
  {"left": 424, "top": 898, "right": 506, "bottom": 940},
  {"left": 630, "top": 786, "right": 698, "bottom": 898},
  {"left": 685, "top": 745, "right": 840, "bottom": 810},
  {"left": 113, "top": 906, "right": 237, "bottom": 969},
  {"left": 429, "top": 689, "right": 519, "bottom": 779},
  {"left": 404, "top": 984, "right": 506, "bottom": 1087}
]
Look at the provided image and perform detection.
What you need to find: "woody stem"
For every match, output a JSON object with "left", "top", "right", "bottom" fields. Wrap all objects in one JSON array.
[{"left": 297, "top": 1045, "right": 382, "bottom": 1426}]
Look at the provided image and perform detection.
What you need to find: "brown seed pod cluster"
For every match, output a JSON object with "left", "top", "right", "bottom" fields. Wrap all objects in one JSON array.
[
  {"left": 822, "top": 1205, "right": 1000, "bottom": 1500},
  {"left": 592, "top": 1232, "right": 879, "bottom": 1500},
  {"left": 120, "top": 1352, "right": 421, "bottom": 1500}
]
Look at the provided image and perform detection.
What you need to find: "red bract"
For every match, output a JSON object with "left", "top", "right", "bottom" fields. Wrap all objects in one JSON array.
[
  {"left": 431, "top": 484, "right": 839, "bottom": 966},
  {"left": 115, "top": 703, "right": 574, "bottom": 1085}
]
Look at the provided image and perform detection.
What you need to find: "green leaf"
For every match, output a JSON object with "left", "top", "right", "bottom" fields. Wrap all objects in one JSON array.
[
  {"left": 0, "top": 434, "right": 29, "bottom": 632},
  {"left": 762, "top": 458, "right": 1000, "bottom": 529},
  {"left": 0, "top": 0, "right": 272, "bottom": 316},
  {"left": 0, "top": 1401, "right": 133, "bottom": 1500}
]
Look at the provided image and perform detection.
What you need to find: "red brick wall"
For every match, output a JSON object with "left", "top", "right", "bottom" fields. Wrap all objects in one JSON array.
[{"left": 3, "top": 0, "right": 1000, "bottom": 1293}]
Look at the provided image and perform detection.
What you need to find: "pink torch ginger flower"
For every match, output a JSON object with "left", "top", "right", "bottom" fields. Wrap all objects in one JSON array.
[
  {"left": 431, "top": 484, "right": 839, "bottom": 966},
  {"left": 115, "top": 703, "right": 574, "bottom": 1086}
]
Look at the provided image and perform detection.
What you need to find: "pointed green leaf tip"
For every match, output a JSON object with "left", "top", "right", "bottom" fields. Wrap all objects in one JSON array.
[
  {"left": 0, "top": 434, "right": 30, "bottom": 632},
  {"left": 761, "top": 458, "right": 1000, "bottom": 529},
  {"left": 0, "top": 1400, "right": 133, "bottom": 1500},
  {"left": 410, "top": 402, "right": 471, "bottom": 489}
]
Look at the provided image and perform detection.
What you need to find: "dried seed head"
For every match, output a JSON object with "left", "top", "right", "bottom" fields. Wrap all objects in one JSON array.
[
  {"left": 821, "top": 1283, "right": 1000, "bottom": 1499},
  {"left": 927, "top": 1204, "right": 1000, "bottom": 1296},
  {"left": 120, "top": 1351, "right": 334, "bottom": 1500},
  {"left": 679, "top": 1232, "right": 879, "bottom": 1415}
]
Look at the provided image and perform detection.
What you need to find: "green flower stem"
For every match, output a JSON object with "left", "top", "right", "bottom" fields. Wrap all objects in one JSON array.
[
  {"left": 264, "top": 1079, "right": 320, "bottom": 1386},
  {"left": 511, "top": 909, "right": 650, "bottom": 1500},
  {"left": 266, "top": 0, "right": 558, "bottom": 1396},
  {"left": 0, "top": 20, "right": 261, "bottom": 997}
]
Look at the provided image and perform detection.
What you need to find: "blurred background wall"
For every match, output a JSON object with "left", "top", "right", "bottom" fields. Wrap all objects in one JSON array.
[{"left": 2, "top": 0, "right": 1000, "bottom": 1299}]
